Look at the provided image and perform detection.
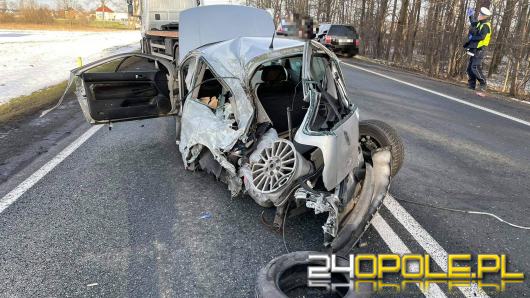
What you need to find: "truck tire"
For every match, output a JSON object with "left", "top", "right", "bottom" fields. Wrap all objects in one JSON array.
[
  {"left": 255, "top": 251, "right": 362, "bottom": 298},
  {"left": 359, "top": 120, "right": 404, "bottom": 177},
  {"left": 141, "top": 37, "right": 151, "bottom": 54}
]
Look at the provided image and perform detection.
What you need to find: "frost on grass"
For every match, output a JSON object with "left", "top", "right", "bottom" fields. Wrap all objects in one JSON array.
[{"left": 0, "top": 30, "right": 141, "bottom": 104}]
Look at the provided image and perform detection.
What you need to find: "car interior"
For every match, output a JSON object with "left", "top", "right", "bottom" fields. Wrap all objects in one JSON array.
[
  {"left": 81, "top": 56, "right": 172, "bottom": 121},
  {"left": 190, "top": 64, "right": 233, "bottom": 112},
  {"left": 251, "top": 53, "right": 350, "bottom": 136},
  {"left": 252, "top": 56, "right": 307, "bottom": 134}
]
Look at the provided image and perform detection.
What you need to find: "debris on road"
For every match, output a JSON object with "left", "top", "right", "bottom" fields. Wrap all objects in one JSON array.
[{"left": 199, "top": 211, "right": 212, "bottom": 220}]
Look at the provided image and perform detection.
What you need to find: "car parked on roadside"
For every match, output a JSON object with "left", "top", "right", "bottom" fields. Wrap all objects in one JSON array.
[
  {"left": 69, "top": 5, "right": 403, "bottom": 259},
  {"left": 316, "top": 23, "right": 360, "bottom": 57}
]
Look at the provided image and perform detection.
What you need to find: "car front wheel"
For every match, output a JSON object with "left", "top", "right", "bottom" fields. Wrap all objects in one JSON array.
[{"left": 359, "top": 119, "right": 404, "bottom": 177}]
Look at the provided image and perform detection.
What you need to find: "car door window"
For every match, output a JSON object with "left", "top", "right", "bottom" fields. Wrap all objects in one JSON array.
[
  {"left": 328, "top": 25, "right": 356, "bottom": 38},
  {"left": 184, "top": 60, "right": 238, "bottom": 130},
  {"left": 180, "top": 57, "right": 196, "bottom": 100},
  {"left": 85, "top": 56, "right": 158, "bottom": 73},
  {"left": 190, "top": 62, "right": 230, "bottom": 110}
]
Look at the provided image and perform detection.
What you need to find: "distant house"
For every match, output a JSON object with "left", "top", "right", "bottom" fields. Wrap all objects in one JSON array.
[
  {"left": 95, "top": 5, "right": 113, "bottom": 21},
  {"left": 95, "top": 5, "right": 129, "bottom": 23}
]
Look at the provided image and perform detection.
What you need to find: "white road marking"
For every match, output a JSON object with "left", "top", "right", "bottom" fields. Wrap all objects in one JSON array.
[
  {"left": 342, "top": 62, "right": 530, "bottom": 128},
  {"left": 384, "top": 195, "right": 490, "bottom": 298},
  {"left": 372, "top": 213, "right": 447, "bottom": 297},
  {"left": 0, "top": 125, "right": 102, "bottom": 214}
]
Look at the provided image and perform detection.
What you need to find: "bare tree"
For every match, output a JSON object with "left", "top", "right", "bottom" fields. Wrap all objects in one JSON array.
[{"left": 248, "top": 0, "right": 530, "bottom": 99}]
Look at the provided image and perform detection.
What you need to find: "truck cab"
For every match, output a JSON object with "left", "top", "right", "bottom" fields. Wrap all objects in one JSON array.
[{"left": 128, "top": 0, "right": 199, "bottom": 61}]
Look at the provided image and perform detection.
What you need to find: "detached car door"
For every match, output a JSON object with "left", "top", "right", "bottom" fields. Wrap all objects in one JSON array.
[{"left": 72, "top": 53, "right": 179, "bottom": 124}]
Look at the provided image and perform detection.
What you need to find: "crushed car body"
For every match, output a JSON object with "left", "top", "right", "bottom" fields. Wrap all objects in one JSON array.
[{"left": 69, "top": 5, "right": 401, "bottom": 254}]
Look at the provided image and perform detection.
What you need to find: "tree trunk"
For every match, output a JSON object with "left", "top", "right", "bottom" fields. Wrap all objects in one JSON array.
[
  {"left": 509, "top": 0, "right": 530, "bottom": 96},
  {"left": 385, "top": 0, "right": 398, "bottom": 60},
  {"left": 392, "top": 0, "right": 409, "bottom": 62},
  {"left": 488, "top": 0, "right": 517, "bottom": 77},
  {"left": 374, "top": 0, "right": 389, "bottom": 58}
]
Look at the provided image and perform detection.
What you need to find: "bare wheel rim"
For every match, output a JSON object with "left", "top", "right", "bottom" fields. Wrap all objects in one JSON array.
[{"left": 251, "top": 140, "right": 297, "bottom": 193}]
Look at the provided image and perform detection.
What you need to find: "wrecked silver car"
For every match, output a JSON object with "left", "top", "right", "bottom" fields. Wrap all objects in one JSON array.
[{"left": 70, "top": 5, "right": 404, "bottom": 254}]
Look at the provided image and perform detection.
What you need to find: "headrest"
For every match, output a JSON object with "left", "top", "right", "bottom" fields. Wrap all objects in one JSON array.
[{"left": 261, "top": 65, "right": 287, "bottom": 82}]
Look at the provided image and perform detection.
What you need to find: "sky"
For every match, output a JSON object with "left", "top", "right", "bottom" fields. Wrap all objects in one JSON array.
[{"left": 27, "top": 0, "right": 239, "bottom": 11}]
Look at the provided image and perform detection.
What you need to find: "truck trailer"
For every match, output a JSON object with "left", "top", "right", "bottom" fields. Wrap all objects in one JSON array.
[{"left": 127, "top": 0, "right": 199, "bottom": 61}]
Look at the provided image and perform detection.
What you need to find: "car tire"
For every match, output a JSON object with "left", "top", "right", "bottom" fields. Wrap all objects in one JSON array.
[
  {"left": 359, "top": 120, "right": 404, "bottom": 177},
  {"left": 255, "top": 251, "right": 361, "bottom": 298}
]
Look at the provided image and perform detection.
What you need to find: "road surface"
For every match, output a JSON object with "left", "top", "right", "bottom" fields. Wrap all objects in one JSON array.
[{"left": 0, "top": 58, "right": 528, "bottom": 297}]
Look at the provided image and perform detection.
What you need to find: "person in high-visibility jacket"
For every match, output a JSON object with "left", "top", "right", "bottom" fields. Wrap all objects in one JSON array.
[{"left": 464, "top": 7, "right": 492, "bottom": 92}]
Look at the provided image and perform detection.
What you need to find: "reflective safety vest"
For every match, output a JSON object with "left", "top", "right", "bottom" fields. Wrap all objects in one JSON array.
[{"left": 477, "top": 21, "right": 492, "bottom": 48}]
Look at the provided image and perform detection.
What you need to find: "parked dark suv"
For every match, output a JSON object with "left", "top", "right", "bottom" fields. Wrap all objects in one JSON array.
[{"left": 316, "top": 24, "right": 360, "bottom": 57}]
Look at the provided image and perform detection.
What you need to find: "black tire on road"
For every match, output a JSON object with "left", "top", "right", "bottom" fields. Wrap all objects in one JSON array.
[
  {"left": 255, "top": 251, "right": 362, "bottom": 298},
  {"left": 359, "top": 119, "right": 404, "bottom": 177}
]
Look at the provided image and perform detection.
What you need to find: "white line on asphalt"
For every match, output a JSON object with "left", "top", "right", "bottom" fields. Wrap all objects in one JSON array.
[
  {"left": 0, "top": 125, "right": 102, "bottom": 214},
  {"left": 372, "top": 213, "right": 447, "bottom": 297},
  {"left": 342, "top": 62, "right": 530, "bottom": 128},
  {"left": 384, "top": 195, "right": 490, "bottom": 298}
]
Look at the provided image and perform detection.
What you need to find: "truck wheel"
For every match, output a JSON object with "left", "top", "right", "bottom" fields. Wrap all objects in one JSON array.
[
  {"left": 141, "top": 38, "right": 150, "bottom": 54},
  {"left": 359, "top": 120, "right": 404, "bottom": 177},
  {"left": 255, "top": 251, "right": 360, "bottom": 298}
]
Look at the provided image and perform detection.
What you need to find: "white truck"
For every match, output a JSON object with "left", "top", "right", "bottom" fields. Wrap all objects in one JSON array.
[{"left": 127, "top": 0, "right": 199, "bottom": 60}]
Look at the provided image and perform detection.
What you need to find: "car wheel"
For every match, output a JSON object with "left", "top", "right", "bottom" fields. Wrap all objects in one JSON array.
[
  {"left": 359, "top": 120, "right": 404, "bottom": 177},
  {"left": 255, "top": 251, "right": 361, "bottom": 298}
]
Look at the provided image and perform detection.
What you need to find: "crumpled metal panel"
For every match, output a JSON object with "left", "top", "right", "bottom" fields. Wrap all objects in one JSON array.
[
  {"left": 179, "top": 38, "right": 304, "bottom": 161},
  {"left": 179, "top": 100, "right": 243, "bottom": 197},
  {"left": 294, "top": 91, "right": 360, "bottom": 191},
  {"left": 178, "top": 50, "right": 255, "bottom": 175},
  {"left": 195, "top": 37, "right": 304, "bottom": 82},
  {"left": 179, "top": 100, "right": 241, "bottom": 162},
  {"left": 239, "top": 129, "right": 279, "bottom": 207}
]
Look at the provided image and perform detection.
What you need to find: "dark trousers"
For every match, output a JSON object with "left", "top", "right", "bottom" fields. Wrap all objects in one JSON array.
[{"left": 467, "top": 49, "right": 487, "bottom": 90}]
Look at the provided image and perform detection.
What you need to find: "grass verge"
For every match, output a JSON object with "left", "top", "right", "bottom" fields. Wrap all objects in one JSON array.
[
  {"left": 353, "top": 55, "right": 529, "bottom": 101},
  {"left": 0, "top": 81, "right": 67, "bottom": 123},
  {"left": 0, "top": 21, "right": 135, "bottom": 31}
]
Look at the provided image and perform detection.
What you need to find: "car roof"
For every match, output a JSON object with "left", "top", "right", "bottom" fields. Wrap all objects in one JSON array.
[{"left": 193, "top": 37, "right": 305, "bottom": 80}]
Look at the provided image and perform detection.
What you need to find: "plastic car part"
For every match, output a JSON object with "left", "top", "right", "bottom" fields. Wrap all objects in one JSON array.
[
  {"left": 295, "top": 187, "right": 340, "bottom": 240},
  {"left": 331, "top": 149, "right": 391, "bottom": 256}
]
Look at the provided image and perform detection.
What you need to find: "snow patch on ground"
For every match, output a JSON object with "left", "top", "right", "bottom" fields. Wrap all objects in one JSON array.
[{"left": 0, "top": 30, "right": 141, "bottom": 104}]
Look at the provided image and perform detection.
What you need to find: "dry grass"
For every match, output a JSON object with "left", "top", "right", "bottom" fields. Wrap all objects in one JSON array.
[
  {"left": 0, "top": 81, "right": 68, "bottom": 123},
  {"left": 355, "top": 55, "right": 529, "bottom": 101},
  {"left": 0, "top": 22, "right": 133, "bottom": 32}
]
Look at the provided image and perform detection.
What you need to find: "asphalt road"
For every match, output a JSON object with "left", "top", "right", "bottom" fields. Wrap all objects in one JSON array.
[{"left": 0, "top": 58, "right": 529, "bottom": 297}]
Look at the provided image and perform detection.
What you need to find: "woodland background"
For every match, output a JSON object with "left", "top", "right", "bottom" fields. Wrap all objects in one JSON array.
[{"left": 248, "top": 0, "right": 530, "bottom": 99}]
